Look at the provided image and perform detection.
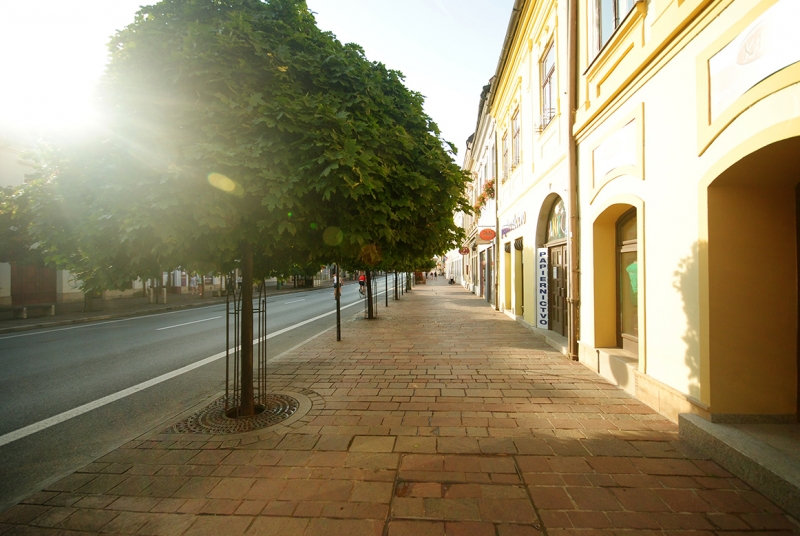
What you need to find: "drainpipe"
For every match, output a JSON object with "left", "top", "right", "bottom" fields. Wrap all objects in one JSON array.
[
  {"left": 566, "top": 0, "right": 580, "bottom": 361},
  {"left": 495, "top": 129, "right": 501, "bottom": 311}
]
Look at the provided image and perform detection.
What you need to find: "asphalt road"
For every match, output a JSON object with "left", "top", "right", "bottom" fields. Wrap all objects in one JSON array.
[{"left": 0, "top": 276, "right": 403, "bottom": 512}]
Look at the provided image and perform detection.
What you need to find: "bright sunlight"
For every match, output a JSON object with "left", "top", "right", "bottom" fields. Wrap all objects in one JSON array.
[{"left": 0, "top": 1, "right": 143, "bottom": 134}]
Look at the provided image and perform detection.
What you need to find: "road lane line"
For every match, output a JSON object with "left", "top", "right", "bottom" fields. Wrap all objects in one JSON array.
[
  {"left": 0, "top": 294, "right": 375, "bottom": 446},
  {"left": 156, "top": 316, "right": 221, "bottom": 331},
  {"left": 0, "top": 350, "right": 226, "bottom": 448},
  {"left": 283, "top": 299, "right": 306, "bottom": 304},
  {"left": 0, "top": 305, "right": 222, "bottom": 341}
]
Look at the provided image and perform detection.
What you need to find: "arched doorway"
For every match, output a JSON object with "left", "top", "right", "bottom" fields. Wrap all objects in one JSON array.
[
  {"left": 544, "top": 197, "right": 568, "bottom": 336},
  {"left": 704, "top": 136, "right": 800, "bottom": 419},
  {"left": 592, "top": 201, "right": 642, "bottom": 358}
]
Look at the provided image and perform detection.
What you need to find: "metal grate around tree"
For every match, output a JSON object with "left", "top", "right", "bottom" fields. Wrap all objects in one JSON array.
[{"left": 225, "top": 274, "right": 268, "bottom": 418}]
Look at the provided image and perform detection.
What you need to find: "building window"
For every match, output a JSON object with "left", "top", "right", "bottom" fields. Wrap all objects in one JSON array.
[
  {"left": 502, "top": 132, "right": 509, "bottom": 181},
  {"left": 511, "top": 110, "right": 521, "bottom": 167},
  {"left": 547, "top": 198, "right": 567, "bottom": 242},
  {"left": 616, "top": 208, "right": 638, "bottom": 354},
  {"left": 596, "top": 0, "right": 635, "bottom": 53},
  {"left": 490, "top": 144, "right": 496, "bottom": 181},
  {"left": 540, "top": 41, "right": 556, "bottom": 129}
]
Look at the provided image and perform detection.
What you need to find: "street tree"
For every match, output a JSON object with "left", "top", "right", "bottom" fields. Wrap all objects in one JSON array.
[{"left": 30, "top": 0, "right": 469, "bottom": 415}]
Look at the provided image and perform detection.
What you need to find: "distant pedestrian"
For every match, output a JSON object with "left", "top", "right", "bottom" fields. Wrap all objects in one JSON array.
[{"left": 434, "top": 272, "right": 437, "bottom": 279}]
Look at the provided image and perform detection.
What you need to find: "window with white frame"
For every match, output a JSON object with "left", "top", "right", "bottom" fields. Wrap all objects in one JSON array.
[
  {"left": 502, "top": 132, "right": 509, "bottom": 181},
  {"left": 540, "top": 40, "right": 556, "bottom": 129},
  {"left": 511, "top": 110, "right": 520, "bottom": 167},
  {"left": 595, "top": 0, "right": 635, "bottom": 54}
]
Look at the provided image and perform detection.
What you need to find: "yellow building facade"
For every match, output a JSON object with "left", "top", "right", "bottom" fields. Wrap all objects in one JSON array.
[
  {"left": 488, "top": 0, "right": 799, "bottom": 424},
  {"left": 575, "top": 0, "right": 799, "bottom": 423},
  {"left": 491, "top": 0, "right": 575, "bottom": 355}
]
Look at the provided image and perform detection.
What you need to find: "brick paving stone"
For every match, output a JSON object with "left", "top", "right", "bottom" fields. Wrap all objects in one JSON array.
[
  {"left": 350, "top": 482, "right": 393, "bottom": 503},
  {"left": 98, "top": 511, "right": 152, "bottom": 533},
  {"left": 43, "top": 473, "right": 97, "bottom": 493},
  {"left": 149, "top": 498, "right": 186, "bottom": 513},
  {"left": 388, "top": 520, "right": 445, "bottom": 536},
  {"left": 395, "top": 437, "right": 437, "bottom": 453},
  {"left": 28, "top": 507, "right": 75, "bottom": 528},
  {"left": 56, "top": 508, "right": 119, "bottom": 532},
  {"left": 0, "top": 506, "right": 51, "bottom": 525},
  {"left": 443, "top": 520, "right": 495, "bottom": 536},
  {"left": 184, "top": 515, "right": 252, "bottom": 536},
  {"left": 2, "top": 281, "right": 796, "bottom": 535},
  {"left": 496, "top": 525, "right": 543, "bottom": 536},
  {"left": 200, "top": 498, "right": 241, "bottom": 515},
  {"left": 350, "top": 436, "right": 396, "bottom": 452},
  {"left": 245, "top": 516, "right": 308, "bottom": 535},
  {"left": 304, "top": 518, "right": 383, "bottom": 536},
  {"left": 437, "top": 438, "right": 481, "bottom": 454},
  {"left": 207, "top": 477, "right": 256, "bottom": 499},
  {"left": 138, "top": 514, "right": 195, "bottom": 536},
  {"left": 105, "top": 496, "right": 161, "bottom": 512}
]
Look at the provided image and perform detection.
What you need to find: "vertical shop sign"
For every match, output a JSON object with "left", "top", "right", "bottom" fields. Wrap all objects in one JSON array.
[{"left": 537, "top": 249, "right": 548, "bottom": 329}]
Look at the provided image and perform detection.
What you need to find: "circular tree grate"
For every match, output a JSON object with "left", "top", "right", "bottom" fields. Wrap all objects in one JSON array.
[{"left": 166, "top": 394, "right": 299, "bottom": 434}]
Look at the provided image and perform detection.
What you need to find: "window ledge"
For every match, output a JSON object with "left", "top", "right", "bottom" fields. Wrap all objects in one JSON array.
[{"left": 586, "top": 2, "right": 647, "bottom": 78}]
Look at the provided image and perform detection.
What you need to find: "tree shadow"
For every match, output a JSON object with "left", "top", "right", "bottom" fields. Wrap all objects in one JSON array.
[{"left": 672, "top": 240, "right": 703, "bottom": 402}]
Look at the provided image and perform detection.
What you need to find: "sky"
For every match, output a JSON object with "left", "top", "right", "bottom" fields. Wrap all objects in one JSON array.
[{"left": 0, "top": 0, "right": 513, "bottom": 160}]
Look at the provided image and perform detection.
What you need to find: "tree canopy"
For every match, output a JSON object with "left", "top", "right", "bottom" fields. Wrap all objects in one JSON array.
[{"left": 25, "top": 0, "right": 469, "bottom": 287}]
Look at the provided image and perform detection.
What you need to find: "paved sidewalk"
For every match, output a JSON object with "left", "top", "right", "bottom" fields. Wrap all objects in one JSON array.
[{"left": 1, "top": 279, "right": 798, "bottom": 535}]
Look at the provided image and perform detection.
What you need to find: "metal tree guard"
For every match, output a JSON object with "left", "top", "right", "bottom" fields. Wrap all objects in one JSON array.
[{"left": 225, "top": 274, "right": 268, "bottom": 417}]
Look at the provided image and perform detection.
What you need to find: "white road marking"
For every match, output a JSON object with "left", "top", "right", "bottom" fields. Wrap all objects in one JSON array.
[
  {"left": 156, "top": 316, "right": 221, "bottom": 331},
  {"left": 283, "top": 299, "right": 306, "bottom": 304},
  {"left": 0, "top": 293, "right": 377, "bottom": 447},
  {"left": 0, "top": 350, "right": 226, "bottom": 448},
  {"left": 0, "top": 305, "right": 220, "bottom": 341}
]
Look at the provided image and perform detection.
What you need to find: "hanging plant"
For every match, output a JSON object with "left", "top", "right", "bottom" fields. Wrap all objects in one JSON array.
[
  {"left": 483, "top": 178, "right": 495, "bottom": 199},
  {"left": 473, "top": 191, "right": 488, "bottom": 213}
]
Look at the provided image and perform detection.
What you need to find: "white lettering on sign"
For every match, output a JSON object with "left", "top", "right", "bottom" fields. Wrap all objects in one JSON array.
[
  {"left": 501, "top": 212, "right": 527, "bottom": 239},
  {"left": 537, "top": 248, "right": 548, "bottom": 329}
]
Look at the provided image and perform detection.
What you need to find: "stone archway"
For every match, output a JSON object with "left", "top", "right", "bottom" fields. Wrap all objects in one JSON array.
[
  {"left": 592, "top": 203, "right": 640, "bottom": 355},
  {"left": 704, "top": 136, "right": 800, "bottom": 420},
  {"left": 535, "top": 194, "right": 569, "bottom": 336}
]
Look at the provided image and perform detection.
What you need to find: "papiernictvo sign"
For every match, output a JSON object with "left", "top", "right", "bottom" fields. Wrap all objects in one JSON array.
[{"left": 537, "top": 248, "right": 548, "bottom": 329}]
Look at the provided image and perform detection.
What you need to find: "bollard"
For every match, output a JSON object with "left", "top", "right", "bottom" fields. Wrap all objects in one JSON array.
[{"left": 160, "top": 288, "right": 167, "bottom": 304}]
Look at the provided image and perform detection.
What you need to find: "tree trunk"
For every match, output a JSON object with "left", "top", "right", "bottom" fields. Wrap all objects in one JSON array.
[
  {"left": 366, "top": 269, "right": 374, "bottom": 319},
  {"left": 84, "top": 292, "right": 93, "bottom": 312},
  {"left": 240, "top": 243, "right": 255, "bottom": 416},
  {"left": 394, "top": 271, "right": 398, "bottom": 300}
]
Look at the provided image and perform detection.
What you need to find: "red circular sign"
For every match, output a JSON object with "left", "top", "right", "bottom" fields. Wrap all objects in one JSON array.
[{"left": 479, "top": 228, "right": 496, "bottom": 240}]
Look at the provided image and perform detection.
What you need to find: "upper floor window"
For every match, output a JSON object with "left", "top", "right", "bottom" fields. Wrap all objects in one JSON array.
[
  {"left": 511, "top": 110, "right": 520, "bottom": 167},
  {"left": 596, "top": 0, "right": 635, "bottom": 52},
  {"left": 490, "top": 143, "right": 496, "bottom": 181},
  {"left": 502, "top": 132, "right": 509, "bottom": 180},
  {"left": 540, "top": 41, "right": 556, "bottom": 129}
]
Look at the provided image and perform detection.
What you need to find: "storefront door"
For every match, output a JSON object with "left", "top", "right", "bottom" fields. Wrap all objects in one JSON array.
[{"left": 548, "top": 244, "right": 568, "bottom": 336}]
